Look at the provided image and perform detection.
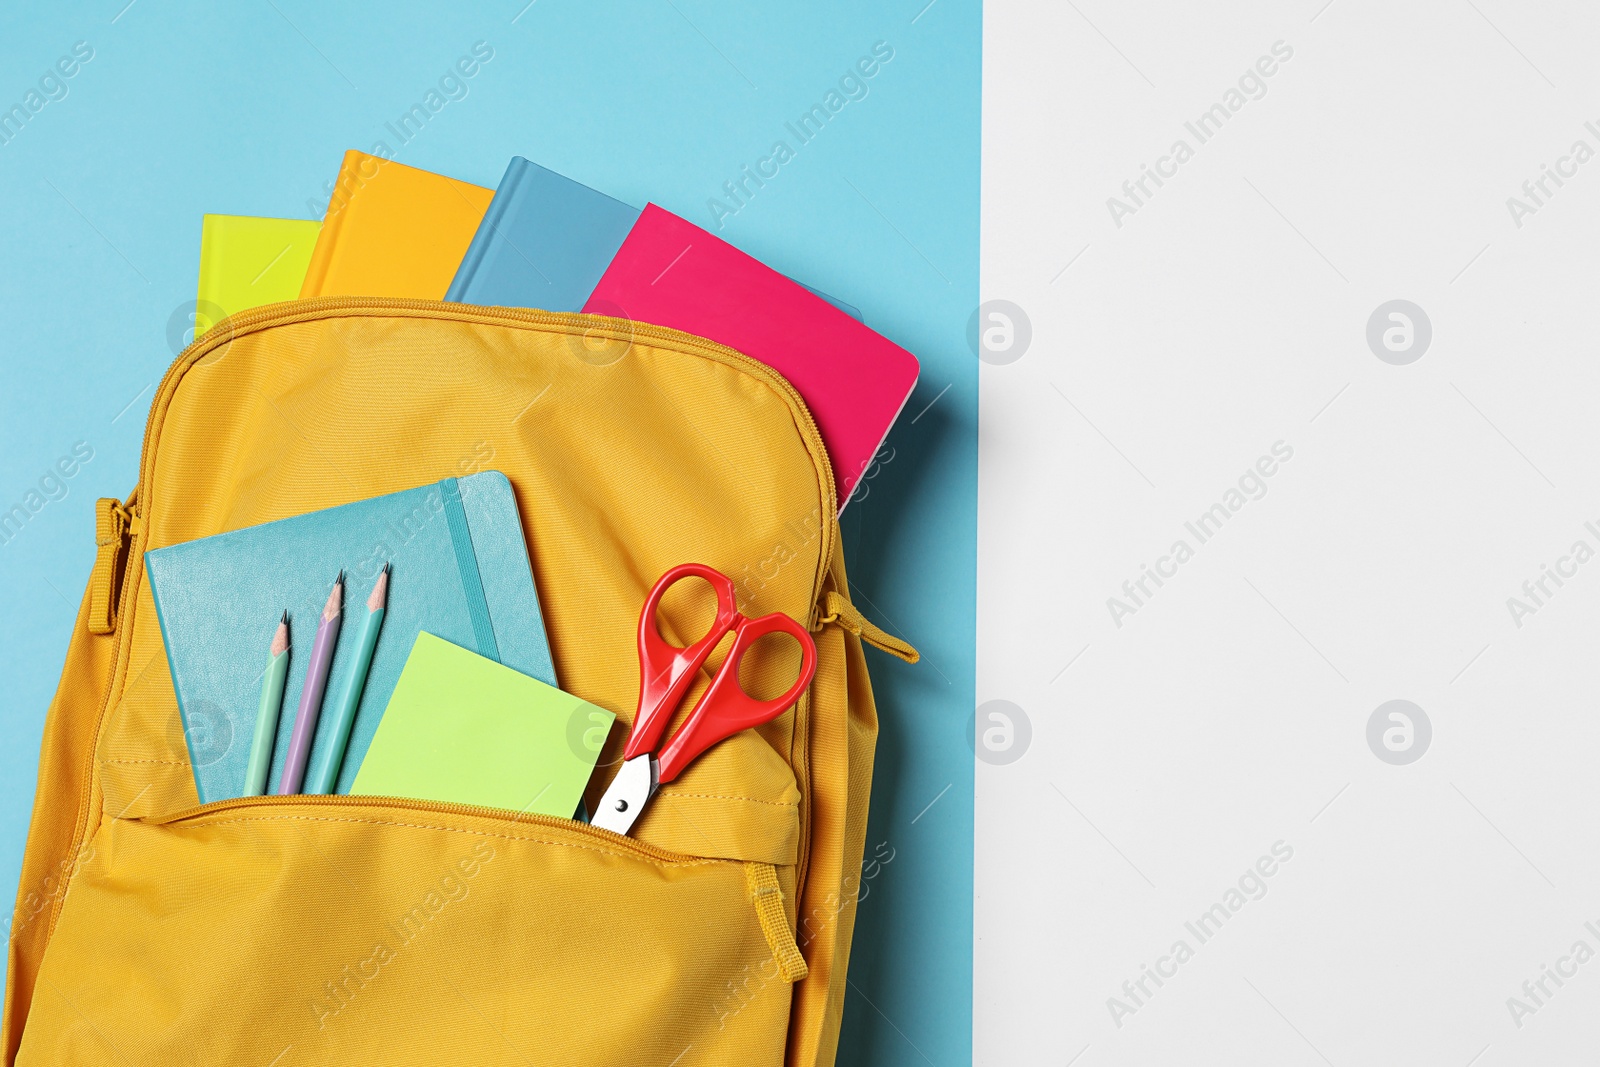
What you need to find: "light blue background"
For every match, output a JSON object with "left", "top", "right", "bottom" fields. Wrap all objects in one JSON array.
[{"left": 0, "top": 3, "right": 976, "bottom": 1063}]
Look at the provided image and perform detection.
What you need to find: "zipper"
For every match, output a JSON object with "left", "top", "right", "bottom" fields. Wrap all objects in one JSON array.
[
  {"left": 150, "top": 791, "right": 703, "bottom": 866},
  {"left": 817, "top": 591, "right": 919, "bottom": 663},
  {"left": 151, "top": 791, "right": 810, "bottom": 983},
  {"left": 86, "top": 497, "right": 134, "bottom": 634},
  {"left": 130, "top": 298, "right": 838, "bottom": 605}
]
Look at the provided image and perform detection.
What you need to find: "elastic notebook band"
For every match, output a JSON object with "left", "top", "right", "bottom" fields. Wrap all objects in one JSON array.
[{"left": 439, "top": 477, "right": 501, "bottom": 663}]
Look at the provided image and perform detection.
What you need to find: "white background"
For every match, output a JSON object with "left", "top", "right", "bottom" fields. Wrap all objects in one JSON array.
[{"left": 978, "top": 1, "right": 1600, "bottom": 1063}]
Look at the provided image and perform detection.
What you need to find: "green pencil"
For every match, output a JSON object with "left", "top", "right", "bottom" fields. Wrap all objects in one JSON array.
[
  {"left": 306, "top": 564, "right": 389, "bottom": 795},
  {"left": 245, "top": 611, "right": 290, "bottom": 796}
]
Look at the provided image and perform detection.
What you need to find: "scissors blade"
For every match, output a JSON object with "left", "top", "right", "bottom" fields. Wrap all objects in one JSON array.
[{"left": 590, "top": 756, "right": 656, "bottom": 836}]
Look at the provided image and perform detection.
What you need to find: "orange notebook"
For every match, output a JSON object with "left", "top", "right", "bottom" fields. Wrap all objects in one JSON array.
[{"left": 299, "top": 150, "right": 495, "bottom": 299}]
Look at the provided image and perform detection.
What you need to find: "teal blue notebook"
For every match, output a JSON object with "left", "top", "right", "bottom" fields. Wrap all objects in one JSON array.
[
  {"left": 447, "top": 157, "right": 640, "bottom": 312},
  {"left": 145, "top": 471, "right": 556, "bottom": 803},
  {"left": 447, "top": 155, "right": 863, "bottom": 320}
]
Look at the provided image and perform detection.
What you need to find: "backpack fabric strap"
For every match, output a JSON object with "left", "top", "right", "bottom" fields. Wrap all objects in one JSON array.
[
  {"left": 816, "top": 591, "right": 919, "bottom": 664},
  {"left": 88, "top": 498, "right": 131, "bottom": 635},
  {"left": 745, "top": 861, "right": 809, "bottom": 983}
]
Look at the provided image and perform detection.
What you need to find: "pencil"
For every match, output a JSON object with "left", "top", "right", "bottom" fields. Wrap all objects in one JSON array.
[
  {"left": 305, "top": 564, "right": 389, "bottom": 795},
  {"left": 278, "top": 571, "right": 343, "bottom": 794},
  {"left": 244, "top": 611, "right": 290, "bottom": 796}
]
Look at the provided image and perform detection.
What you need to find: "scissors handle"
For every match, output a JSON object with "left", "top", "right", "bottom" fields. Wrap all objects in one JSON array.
[
  {"left": 655, "top": 610, "right": 818, "bottom": 785},
  {"left": 626, "top": 563, "right": 741, "bottom": 762}
]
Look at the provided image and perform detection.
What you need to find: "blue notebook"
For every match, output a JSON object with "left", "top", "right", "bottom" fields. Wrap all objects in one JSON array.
[
  {"left": 448, "top": 156, "right": 863, "bottom": 320},
  {"left": 145, "top": 471, "right": 556, "bottom": 803},
  {"left": 448, "top": 157, "right": 639, "bottom": 312}
]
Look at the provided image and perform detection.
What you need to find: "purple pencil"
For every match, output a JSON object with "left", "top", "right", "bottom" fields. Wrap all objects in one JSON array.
[{"left": 278, "top": 571, "right": 344, "bottom": 794}]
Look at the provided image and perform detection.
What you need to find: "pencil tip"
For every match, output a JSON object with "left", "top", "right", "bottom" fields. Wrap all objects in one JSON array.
[
  {"left": 324, "top": 576, "right": 344, "bottom": 620},
  {"left": 271, "top": 612, "right": 290, "bottom": 656},
  {"left": 369, "top": 564, "right": 390, "bottom": 611}
]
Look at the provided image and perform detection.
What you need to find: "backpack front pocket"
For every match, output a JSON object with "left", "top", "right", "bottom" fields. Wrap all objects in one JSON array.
[{"left": 15, "top": 797, "right": 802, "bottom": 1067}]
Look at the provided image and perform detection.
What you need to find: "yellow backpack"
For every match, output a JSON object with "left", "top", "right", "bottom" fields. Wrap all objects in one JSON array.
[{"left": 2, "top": 299, "right": 915, "bottom": 1066}]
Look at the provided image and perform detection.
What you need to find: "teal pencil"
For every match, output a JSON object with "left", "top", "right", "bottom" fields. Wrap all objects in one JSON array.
[
  {"left": 306, "top": 565, "right": 388, "bottom": 794},
  {"left": 244, "top": 612, "right": 290, "bottom": 796}
]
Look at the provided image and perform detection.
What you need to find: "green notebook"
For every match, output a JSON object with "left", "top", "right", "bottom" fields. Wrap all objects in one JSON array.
[{"left": 352, "top": 632, "right": 614, "bottom": 816}]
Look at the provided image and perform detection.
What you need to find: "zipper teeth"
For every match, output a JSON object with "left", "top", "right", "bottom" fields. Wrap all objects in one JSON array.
[
  {"left": 157, "top": 792, "right": 694, "bottom": 865},
  {"left": 138, "top": 297, "right": 839, "bottom": 592}
]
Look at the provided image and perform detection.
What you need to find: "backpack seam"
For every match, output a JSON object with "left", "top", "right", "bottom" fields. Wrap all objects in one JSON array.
[{"left": 172, "top": 813, "right": 735, "bottom": 869}]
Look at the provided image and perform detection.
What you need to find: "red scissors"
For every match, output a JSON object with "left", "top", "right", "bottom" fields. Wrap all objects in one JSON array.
[{"left": 591, "top": 563, "right": 818, "bottom": 836}]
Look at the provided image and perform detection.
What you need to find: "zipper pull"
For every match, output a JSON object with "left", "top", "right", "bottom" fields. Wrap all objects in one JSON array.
[
  {"left": 88, "top": 497, "right": 134, "bottom": 635},
  {"left": 816, "top": 590, "right": 919, "bottom": 664}
]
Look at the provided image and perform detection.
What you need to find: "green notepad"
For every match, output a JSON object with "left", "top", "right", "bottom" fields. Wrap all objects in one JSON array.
[
  {"left": 196, "top": 214, "right": 320, "bottom": 337},
  {"left": 352, "top": 632, "right": 614, "bottom": 816}
]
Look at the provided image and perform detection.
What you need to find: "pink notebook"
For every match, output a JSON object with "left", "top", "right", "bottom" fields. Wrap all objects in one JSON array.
[{"left": 584, "top": 204, "right": 919, "bottom": 511}]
